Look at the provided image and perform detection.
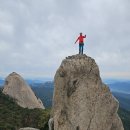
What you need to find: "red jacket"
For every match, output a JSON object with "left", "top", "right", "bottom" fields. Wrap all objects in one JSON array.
[{"left": 75, "top": 35, "right": 86, "bottom": 44}]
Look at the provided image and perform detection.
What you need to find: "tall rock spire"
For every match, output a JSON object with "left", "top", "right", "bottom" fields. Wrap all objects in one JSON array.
[
  {"left": 3, "top": 72, "right": 45, "bottom": 109},
  {"left": 52, "top": 54, "right": 124, "bottom": 130}
]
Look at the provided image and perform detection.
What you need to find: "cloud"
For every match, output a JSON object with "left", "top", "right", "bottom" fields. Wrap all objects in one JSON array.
[{"left": 0, "top": 0, "right": 130, "bottom": 79}]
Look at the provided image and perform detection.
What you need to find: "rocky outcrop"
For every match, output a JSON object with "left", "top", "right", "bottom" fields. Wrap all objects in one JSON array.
[
  {"left": 48, "top": 118, "right": 54, "bottom": 130},
  {"left": 2, "top": 72, "right": 45, "bottom": 109},
  {"left": 52, "top": 54, "right": 124, "bottom": 130},
  {"left": 19, "top": 127, "right": 39, "bottom": 130}
]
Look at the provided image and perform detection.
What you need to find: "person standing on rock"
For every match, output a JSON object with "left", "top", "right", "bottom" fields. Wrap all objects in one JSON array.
[{"left": 75, "top": 33, "right": 86, "bottom": 54}]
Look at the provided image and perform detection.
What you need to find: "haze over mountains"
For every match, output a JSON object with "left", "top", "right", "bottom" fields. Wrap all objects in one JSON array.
[
  {"left": 1, "top": 77, "right": 130, "bottom": 92},
  {"left": 0, "top": 76, "right": 130, "bottom": 110},
  {"left": 108, "top": 82, "right": 130, "bottom": 93},
  {"left": 0, "top": 71, "right": 130, "bottom": 111}
]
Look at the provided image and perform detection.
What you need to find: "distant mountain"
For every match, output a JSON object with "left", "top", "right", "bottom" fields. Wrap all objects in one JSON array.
[
  {"left": 30, "top": 81, "right": 53, "bottom": 88},
  {"left": 43, "top": 81, "right": 54, "bottom": 88},
  {"left": 112, "top": 91, "right": 130, "bottom": 111},
  {"left": 31, "top": 81, "right": 54, "bottom": 108},
  {"left": 0, "top": 78, "right": 4, "bottom": 87},
  {"left": 0, "top": 77, "right": 53, "bottom": 87},
  {"left": 32, "top": 86, "right": 53, "bottom": 108},
  {"left": 103, "top": 79, "right": 130, "bottom": 84},
  {"left": 107, "top": 81, "right": 130, "bottom": 93},
  {"left": 26, "top": 78, "right": 53, "bottom": 85}
]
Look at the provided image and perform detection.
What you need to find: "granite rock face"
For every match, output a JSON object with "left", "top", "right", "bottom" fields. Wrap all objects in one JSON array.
[
  {"left": 19, "top": 127, "right": 39, "bottom": 130},
  {"left": 52, "top": 54, "right": 124, "bottom": 130},
  {"left": 3, "top": 72, "right": 45, "bottom": 109}
]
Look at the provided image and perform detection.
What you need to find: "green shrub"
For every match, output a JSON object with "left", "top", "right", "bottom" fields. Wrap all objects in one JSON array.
[{"left": 0, "top": 89, "right": 50, "bottom": 130}]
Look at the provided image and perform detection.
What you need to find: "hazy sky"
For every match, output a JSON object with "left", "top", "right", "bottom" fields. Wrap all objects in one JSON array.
[{"left": 0, "top": 0, "right": 130, "bottom": 79}]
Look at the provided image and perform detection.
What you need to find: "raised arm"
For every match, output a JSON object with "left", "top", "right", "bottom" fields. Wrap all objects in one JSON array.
[{"left": 83, "top": 35, "right": 86, "bottom": 38}]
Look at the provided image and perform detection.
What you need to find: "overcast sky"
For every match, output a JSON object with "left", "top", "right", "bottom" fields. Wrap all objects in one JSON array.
[{"left": 0, "top": 0, "right": 130, "bottom": 80}]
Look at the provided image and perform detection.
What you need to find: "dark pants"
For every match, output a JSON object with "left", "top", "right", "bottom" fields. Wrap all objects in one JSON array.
[{"left": 79, "top": 43, "right": 84, "bottom": 54}]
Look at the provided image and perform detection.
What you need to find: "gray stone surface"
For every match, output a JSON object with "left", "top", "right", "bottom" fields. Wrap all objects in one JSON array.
[
  {"left": 48, "top": 118, "right": 54, "bottom": 130},
  {"left": 19, "top": 127, "right": 39, "bottom": 130},
  {"left": 52, "top": 54, "right": 124, "bottom": 130},
  {"left": 3, "top": 72, "right": 45, "bottom": 109}
]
